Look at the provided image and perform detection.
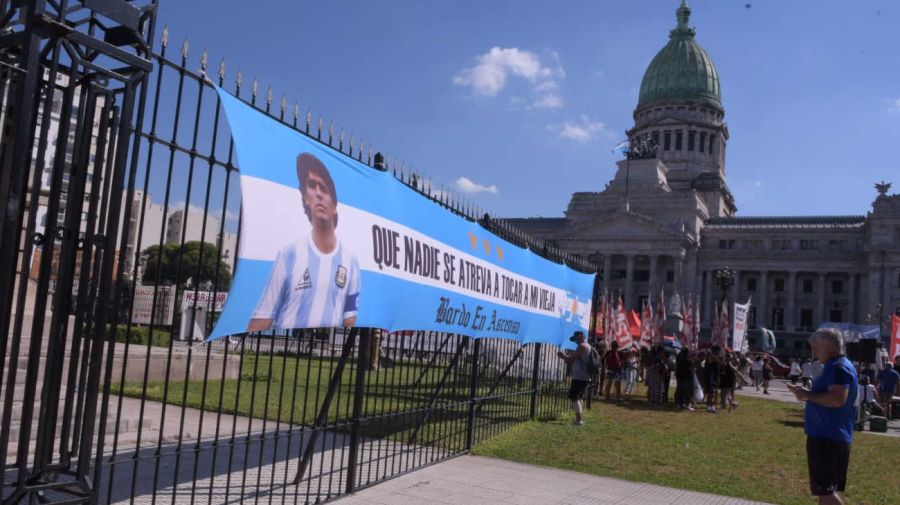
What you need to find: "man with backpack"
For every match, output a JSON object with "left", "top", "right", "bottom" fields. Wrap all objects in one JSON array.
[
  {"left": 557, "top": 331, "right": 593, "bottom": 426},
  {"left": 604, "top": 340, "right": 624, "bottom": 401}
]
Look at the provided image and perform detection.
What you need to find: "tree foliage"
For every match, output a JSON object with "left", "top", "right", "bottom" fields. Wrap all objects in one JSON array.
[{"left": 141, "top": 241, "right": 232, "bottom": 290}]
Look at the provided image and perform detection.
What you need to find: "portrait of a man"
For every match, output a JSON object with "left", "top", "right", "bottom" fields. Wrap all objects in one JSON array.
[{"left": 247, "top": 152, "right": 360, "bottom": 331}]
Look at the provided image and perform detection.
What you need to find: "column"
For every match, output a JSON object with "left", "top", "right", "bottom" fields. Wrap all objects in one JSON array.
[
  {"left": 867, "top": 268, "right": 880, "bottom": 321},
  {"left": 817, "top": 272, "right": 827, "bottom": 326},
  {"left": 730, "top": 270, "right": 740, "bottom": 306},
  {"left": 603, "top": 255, "right": 612, "bottom": 292},
  {"left": 704, "top": 269, "right": 713, "bottom": 326},
  {"left": 649, "top": 254, "right": 659, "bottom": 299},
  {"left": 673, "top": 252, "right": 685, "bottom": 296},
  {"left": 786, "top": 271, "right": 797, "bottom": 331},
  {"left": 847, "top": 273, "right": 856, "bottom": 323},
  {"left": 625, "top": 255, "right": 635, "bottom": 310},
  {"left": 758, "top": 271, "right": 768, "bottom": 328}
]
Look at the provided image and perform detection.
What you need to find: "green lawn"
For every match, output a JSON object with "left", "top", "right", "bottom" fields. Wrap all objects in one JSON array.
[
  {"left": 115, "top": 352, "right": 549, "bottom": 443},
  {"left": 473, "top": 396, "right": 899, "bottom": 505}
]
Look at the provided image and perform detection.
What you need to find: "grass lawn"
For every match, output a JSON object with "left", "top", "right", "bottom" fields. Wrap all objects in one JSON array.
[
  {"left": 114, "top": 352, "right": 545, "bottom": 442},
  {"left": 473, "top": 395, "right": 899, "bottom": 505}
]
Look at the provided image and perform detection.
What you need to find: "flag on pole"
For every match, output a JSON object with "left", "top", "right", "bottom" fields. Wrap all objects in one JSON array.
[
  {"left": 719, "top": 300, "right": 730, "bottom": 350},
  {"left": 640, "top": 299, "right": 654, "bottom": 349},
  {"left": 611, "top": 139, "right": 630, "bottom": 156},
  {"left": 654, "top": 289, "right": 666, "bottom": 345},
  {"left": 732, "top": 297, "right": 751, "bottom": 353},
  {"left": 693, "top": 295, "right": 701, "bottom": 351},
  {"left": 891, "top": 315, "right": 900, "bottom": 361},
  {"left": 683, "top": 295, "right": 694, "bottom": 348},
  {"left": 615, "top": 295, "right": 630, "bottom": 347}
]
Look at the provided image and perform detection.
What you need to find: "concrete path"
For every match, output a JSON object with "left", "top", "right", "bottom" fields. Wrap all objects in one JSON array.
[
  {"left": 332, "top": 455, "right": 771, "bottom": 505},
  {"left": 736, "top": 379, "right": 900, "bottom": 438}
]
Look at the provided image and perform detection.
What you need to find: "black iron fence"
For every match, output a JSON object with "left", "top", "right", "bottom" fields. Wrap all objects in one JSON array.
[{"left": 0, "top": 1, "right": 592, "bottom": 504}]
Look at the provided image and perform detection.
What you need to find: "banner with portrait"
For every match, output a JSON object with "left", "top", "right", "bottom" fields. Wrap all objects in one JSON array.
[
  {"left": 208, "top": 86, "right": 594, "bottom": 348},
  {"left": 732, "top": 298, "right": 750, "bottom": 353}
]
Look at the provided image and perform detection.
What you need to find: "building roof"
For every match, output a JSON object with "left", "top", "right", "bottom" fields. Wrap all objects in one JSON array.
[
  {"left": 705, "top": 215, "right": 867, "bottom": 230},
  {"left": 637, "top": 1, "right": 721, "bottom": 111}
]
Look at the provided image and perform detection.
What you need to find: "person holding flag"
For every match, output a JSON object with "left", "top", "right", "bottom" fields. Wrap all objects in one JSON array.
[{"left": 683, "top": 295, "right": 695, "bottom": 349}]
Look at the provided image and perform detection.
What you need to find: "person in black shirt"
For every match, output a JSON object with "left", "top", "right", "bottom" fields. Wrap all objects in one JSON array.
[{"left": 675, "top": 347, "right": 694, "bottom": 411}]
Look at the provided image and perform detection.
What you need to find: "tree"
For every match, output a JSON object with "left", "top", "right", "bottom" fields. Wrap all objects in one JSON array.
[{"left": 140, "top": 241, "right": 232, "bottom": 290}]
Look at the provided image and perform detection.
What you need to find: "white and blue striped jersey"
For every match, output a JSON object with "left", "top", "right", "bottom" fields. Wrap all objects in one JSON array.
[{"left": 252, "top": 234, "right": 360, "bottom": 328}]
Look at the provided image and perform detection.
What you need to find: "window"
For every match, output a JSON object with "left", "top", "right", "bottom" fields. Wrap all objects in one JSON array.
[
  {"left": 772, "top": 307, "right": 784, "bottom": 330},
  {"left": 747, "top": 278, "right": 757, "bottom": 292},
  {"left": 772, "top": 239, "right": 790, "bottom": 250},
  {"left": 666, "top": 270, "right": 674, "bottom": 282},
  {"left": 775, "top": 278, "right": 785, "bottom": 292},
  {"left": 652, "top": 131, "right": 660, "bottom": 146},
  {"left": 800, "top": 239, "right": 819, "bottom": 250},
  {"left": 800, "top": 309, "right": 813, "bottom": 330},
  {"left": 664, "top": 131, "right": 671, "bottom": 151},
  {"left": 831, "top": 280, "right": 843, "bottom": 294},
  {"left": 675, "top": 130, "right": 683, "bottom": 150},
  {"left": 699, "top": 132, "right": 707, "bottom": 152},
  {"left": 709, "top": 135, "right": 715, "bottom": 154},
  {"left": 635, "top": 270, "right": 650, "bottom": 282},
  {"left": 744, "top": 239, "right": 762, "bottom": 249},
  {"left": 828, "top": 240, "right": 840, "bottom": 250},
  {"left": 829, "top": 310, "right": 842, "bottom": 323},
  {"left": 612, "top": 269, "right": 626, "bottom": 280},
  {"left": 748, "top": 306, "right": 757, "bottom": 329},
  {"left": 688, "top": 131, "right": 696, "bottom": 151},
  {"left": 802, "top": 279, "right": 813, "bottom": 293},
  {"left": 718, "top": 239, "right": 736, "bottom": 249}
]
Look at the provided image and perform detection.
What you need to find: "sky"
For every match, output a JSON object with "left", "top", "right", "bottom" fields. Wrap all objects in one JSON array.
[{"left": 154, "top": 0, "right": 900, "bottom": 220}]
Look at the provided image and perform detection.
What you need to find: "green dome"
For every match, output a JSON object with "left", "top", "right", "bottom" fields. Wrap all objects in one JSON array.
[{"left": 637, "top": 1, "right": 721, "bottom": 110}]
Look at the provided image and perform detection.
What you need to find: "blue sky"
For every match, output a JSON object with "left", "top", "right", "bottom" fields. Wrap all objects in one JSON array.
[{"left": 156, "top": 0, "right": 900, "bottom": 220}]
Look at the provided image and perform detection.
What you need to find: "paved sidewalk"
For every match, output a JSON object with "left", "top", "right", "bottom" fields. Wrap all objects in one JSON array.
[
  {"left": 736, "top": 379, "right": 900, "bottom": 438},
  {"left": 333, "top": 455, "right": 771, "bottom": 505}
]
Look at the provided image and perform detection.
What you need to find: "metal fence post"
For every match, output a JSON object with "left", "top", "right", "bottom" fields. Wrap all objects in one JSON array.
[
  {"left": 529, "top": 343, "right": 542, "bottom": 420},
  {"left": 466, "top": 338, "right": 481, "bottom": 450},
  {"left": 345, "top": 328, "right": 370, "bottom": 494}
]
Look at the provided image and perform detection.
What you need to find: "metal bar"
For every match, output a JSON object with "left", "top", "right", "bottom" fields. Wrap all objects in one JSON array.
[
  {"left": 473, "top": 345, "right": 524, "bottom": 416},
  {"left": 345, "top": 328, "right": 370, "bottom": 494},
  {"left": 410, "top": 332, "right": 452, "bottom": 388},
  {"left": 465, "top": 339, "right": 480, "bottom": 450},
  {"left": 529, "top": 343, "right": 542, "bottom": 419},
  {"left": 292, "top": 327, "right": 358, "bottom": 485},
  {"left": 407, "top": 337, "right": 468, "bottom": 445}
]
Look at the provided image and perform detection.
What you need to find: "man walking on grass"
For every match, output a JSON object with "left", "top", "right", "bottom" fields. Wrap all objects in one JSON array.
[
  {"left": 558, "top": 331, "right": 591, "bottom": 426},
  {"left": 788, "top": 328, "right": 858, "bottom": 505}
]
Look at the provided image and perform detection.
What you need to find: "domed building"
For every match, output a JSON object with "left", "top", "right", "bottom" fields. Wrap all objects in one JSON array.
[{"left": 509, "top": 1, "right": 900, "bottom": 355}]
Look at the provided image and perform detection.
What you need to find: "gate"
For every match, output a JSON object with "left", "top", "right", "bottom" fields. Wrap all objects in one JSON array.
[{"left": 0, "top": 1, "right": 594, "bottom": 504}]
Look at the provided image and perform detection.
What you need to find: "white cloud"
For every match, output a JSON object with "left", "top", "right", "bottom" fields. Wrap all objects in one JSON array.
[
  {"left": 454, "top": 47, "right": 564, "bottom": 109},
  {"left": 753, "top": 180, "right": 762, "bottom": 188},
  {"left": 548, "top": 116, "right": 612, "bottom": 143},
  {"left": 888, "top": 97, "right": 900, "bottom": 114},
  {"left": 455, "top": 176, "right": 498, "bottom": 195}
]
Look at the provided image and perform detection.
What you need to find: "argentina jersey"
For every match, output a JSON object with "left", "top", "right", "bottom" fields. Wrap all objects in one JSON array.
[{"left": 252, "top": 234, "right": 360, "bottom": 328}]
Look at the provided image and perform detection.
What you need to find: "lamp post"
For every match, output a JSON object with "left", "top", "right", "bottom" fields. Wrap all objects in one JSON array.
[{"left": 715, "top": 266, "right": 735, "bottom": 305}]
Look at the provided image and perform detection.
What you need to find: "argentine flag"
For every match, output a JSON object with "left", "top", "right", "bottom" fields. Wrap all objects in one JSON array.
[{"left": 611, "top": 139, "right": 629, "bottom": 156}]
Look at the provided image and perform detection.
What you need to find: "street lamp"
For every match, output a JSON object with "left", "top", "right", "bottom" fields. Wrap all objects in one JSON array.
[{"left": 715, "top": 266, "right": 735, "bottom": 304}]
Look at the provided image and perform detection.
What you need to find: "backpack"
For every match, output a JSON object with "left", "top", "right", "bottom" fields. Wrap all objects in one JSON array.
[{"left": 586, "top": 347, "right": 602, "bottom": 376}]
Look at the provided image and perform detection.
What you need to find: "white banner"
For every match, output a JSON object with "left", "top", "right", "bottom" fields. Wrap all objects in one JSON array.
[
  {"left": 732, "top": 298, "right": 751, "bottom": 353},
  {"left": 182, "top": 290, "right": 228, "bottom": 312},
  {"left": 132, "top": 285, "right": 176, "bottom": 326}
]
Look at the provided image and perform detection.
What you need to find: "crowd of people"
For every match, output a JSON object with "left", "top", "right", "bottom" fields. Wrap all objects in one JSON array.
[{"left": 579, "top": 338, "right": 785, "bottom": 414}]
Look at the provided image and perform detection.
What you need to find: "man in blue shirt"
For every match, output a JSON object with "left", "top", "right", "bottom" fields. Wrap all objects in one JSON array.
[
  {"left": 788, "top": 328, "right": 858, "bottom": 505},
  {"left": 876, "top": 362, "right": 900, "bottom": 419}
]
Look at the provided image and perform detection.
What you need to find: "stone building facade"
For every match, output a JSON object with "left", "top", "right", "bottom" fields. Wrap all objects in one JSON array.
[{"left": 509, "top": 2, "right": 900, "bottom": 354}]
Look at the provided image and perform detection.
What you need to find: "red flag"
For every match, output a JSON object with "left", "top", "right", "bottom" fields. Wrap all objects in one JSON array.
[
  {"left": 640, "top": 300, "right": 654, "bottom": 349},
  {"left": 654, "top": 289, "right": 666, "bottom": 345},
  {"left": 693, "top": 295, "right": 701, "bottom": 351},
  {"left": 719, "top": 300, "right": 730, "bottom": 350},
  {"left": 891, "top": 314, "right": 900, "bottom": 361},
  {"left": 683, "top": 295, "right": 694, "bottom": 347}
]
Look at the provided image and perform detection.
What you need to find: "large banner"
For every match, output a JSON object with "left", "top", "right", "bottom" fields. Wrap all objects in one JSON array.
[
  {"left": 732, "top": 298, "right": 750, "bottom": 353},
  {"left": 818, "top": 322, "right": 880, "bottom": 343},
  {"left": 891, "top": 315, "right": 899, "bottom": 360},
  {"left": 208, "top": 87, "right": 594, "bottom": 348}
]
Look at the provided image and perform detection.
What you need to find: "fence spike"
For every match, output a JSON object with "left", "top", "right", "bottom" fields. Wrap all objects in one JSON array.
[
  {"left": 305, "top": 109, "right": 312, "bottom": 134},
  {"left": 280, "top": 95, "right": 287, "bottom": 114},
  {"left": 358, "top": 138, "right": 364, "bottom": 161},
  {"left": 349, "top": 133, "right": 355, "bottom": 156},
  {"left": 161, "top": 25, "right": 169, "bottom": 48},
  {"left": 367, "top": 145, "right": 372, "bottom": 165},
  {"left": 217, "top": 58, "right": 226, "bottom": 81},
  {"left": 251, "top": 77, "right": 258, "bottom": 99},
  {"left": 181, "top": 37, "right": 189, "bottom": 60},
  {"left": 236, "top": 68, "right": 242, "bottom": 88},
  {"left": 200, "top": 47, "right": 208, "bottom": 71},
  {"left": 339, "top": 128, "right": 344, "bottom": 151},
  {"left": 266, "top": 86, "right": 273, "bottom": 106},
  {"left": 328, "top": 121, "right": 334, "bottom": 145},
  {"left": 293, "top": 101, "right": 300, "bottom": 120},
  {"left": 316, "top": 115, "right": 323, "bottom": 140}
]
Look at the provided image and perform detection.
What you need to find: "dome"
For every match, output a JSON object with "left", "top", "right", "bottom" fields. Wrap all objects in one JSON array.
[{"left": 637, "top": 1, "right": 721, "bottom": 111}]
